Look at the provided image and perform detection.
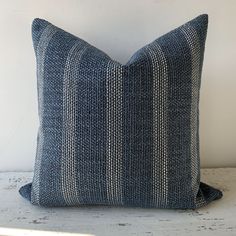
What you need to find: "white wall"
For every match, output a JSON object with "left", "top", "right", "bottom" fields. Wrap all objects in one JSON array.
[{"left": 0, "top": 0, "right": 235, "bottom": 171}]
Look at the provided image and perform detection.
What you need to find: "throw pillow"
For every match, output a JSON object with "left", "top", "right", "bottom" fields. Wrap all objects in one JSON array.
[{"left": 19, "top": 14, "right": 222, "bottom": 209}]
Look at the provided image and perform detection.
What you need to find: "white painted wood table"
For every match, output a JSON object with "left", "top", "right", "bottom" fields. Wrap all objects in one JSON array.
[{"left": 0, "top": 168, "right": 235, "bottom": 236}]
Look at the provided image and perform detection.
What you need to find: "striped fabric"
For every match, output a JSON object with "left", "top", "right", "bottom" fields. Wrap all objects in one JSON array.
[{"left": 19, "top": 14, "right": 222, "bottom": 209}]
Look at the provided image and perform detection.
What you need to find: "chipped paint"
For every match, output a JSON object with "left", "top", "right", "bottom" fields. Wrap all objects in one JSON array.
[{"left": 0, "top": 169, "right": 235, "bottom": 235}]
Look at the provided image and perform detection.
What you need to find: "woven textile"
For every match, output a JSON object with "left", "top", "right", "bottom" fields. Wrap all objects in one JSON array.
[{"left": 19, "top": 14, "right": 222, "bottom": 209}]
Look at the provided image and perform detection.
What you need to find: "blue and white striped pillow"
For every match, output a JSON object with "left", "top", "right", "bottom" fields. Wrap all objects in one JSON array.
[{"left": 19, "top": 14, "right": 222, "bottom": 209}]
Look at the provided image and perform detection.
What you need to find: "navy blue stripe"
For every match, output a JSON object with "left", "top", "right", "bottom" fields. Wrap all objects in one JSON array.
[
  {"left": 190, "top": 15, "right": 208, "bottom": 92},
  {"left": 75, "top": 46, "right": 109, "bottom": 204},
  {"left": 39, "top": 30, "right": 78, "bottom": 206},
  {"left": 32, "top": 19, "right": 50, "bottom": 52},
  {"left": 191, "top": 15, "right": 208, "bottom": 70},
  {"left": 189, "top": 17, "right": 208, "bottom": 206},
  {"left": 123, "top": 56, "right": 153, "bottom": 207},
  {"left": 158, "top": 29, "right": 193, "bottom": 208}
]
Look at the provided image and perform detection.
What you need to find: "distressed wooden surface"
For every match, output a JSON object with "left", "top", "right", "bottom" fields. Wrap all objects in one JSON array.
[{"left": 0, "top": 168, "right": 235, "bottom": 236}]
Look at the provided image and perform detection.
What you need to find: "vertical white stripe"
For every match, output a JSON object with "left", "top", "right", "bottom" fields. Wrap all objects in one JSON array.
[
  {"left": 146, "top": 43, "right": 169, "bottom": 207},
  {"left": 61, "top": 42, "right": 87, "bottom": 205},
  {"left": 31, "top": 25, "right": 58, "bottom": 205},
  {"left": 181, "top": 25, "right": 201, "bottom": 200},
  {"left": 106, "top": 61, "right": 123, "bottom": 205}
]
